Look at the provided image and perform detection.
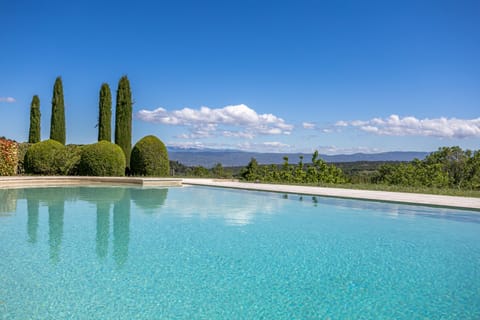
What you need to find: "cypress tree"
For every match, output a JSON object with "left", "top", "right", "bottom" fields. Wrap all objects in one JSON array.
[
  {"left": 98, "top": 83, "right": 112, "bottom": 142},
  {"left": 28, "top": 95, "right": 41, "bottom": 143},
  {"left": 50, "top": 77, "right": 66, "bottom": 144},
  {"left": 114, "top": 76, "right": 132, "bottom": 168}
]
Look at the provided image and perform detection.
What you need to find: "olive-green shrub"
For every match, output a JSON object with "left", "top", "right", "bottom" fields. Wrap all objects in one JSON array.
[
  {"left": 24, "top": 139, "right": 69, "bottom": 175},
  {"left": 79, "top": 141, "right": 125, "bottom": 176},
  {"left": 16, "top": 142, "right": 31, "bottom": 175},
  {"left": 131, "top": 135, "right": 169, "bottom": 176}
]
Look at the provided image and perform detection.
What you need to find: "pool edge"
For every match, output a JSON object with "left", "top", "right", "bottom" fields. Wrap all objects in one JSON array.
[{"left": 182, "top": 178, "right": 480, "bottom": 211}]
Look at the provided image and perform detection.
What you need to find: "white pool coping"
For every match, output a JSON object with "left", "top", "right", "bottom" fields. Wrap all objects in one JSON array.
[
  {"left": 182, "top": 178, "right": 480, "bottom": 211},
  {"left": 0, "top": 176, "right": 182, "bottom": 188}
]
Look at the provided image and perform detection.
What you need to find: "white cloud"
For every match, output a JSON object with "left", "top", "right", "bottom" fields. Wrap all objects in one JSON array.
[
  {"left": 302, "top": 122, "right": 316, "bottom": 129},
  {"left": 338, "top": 115, "right": 480, "bottom": 138},
  {"left": 334, "top": 120, "right": 348, "bottom": 127},
  {"left": 137, "top": 104, "right": 293, "bottom": 139},
  {"left": 0, "top": 97, "right": 16, "bottom": 103}
]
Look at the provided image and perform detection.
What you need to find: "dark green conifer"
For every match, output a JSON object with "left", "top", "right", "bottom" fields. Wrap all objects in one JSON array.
[
  {"left": 114, "top": 76, "right": 132, "bottom": 168},
  {"left": 50, "top": 77, "right": 66, "bottom": 144},
  {"left": 28, "top": 95, "right": 41, "bottom": 143},
  {"left": 98, "top": 83, "right": 112, "bottom": 142}
]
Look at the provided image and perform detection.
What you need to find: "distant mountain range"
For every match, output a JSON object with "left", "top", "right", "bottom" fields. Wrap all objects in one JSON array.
[{"left": 167, "top": 147, "right": 429, "bottom": 167}]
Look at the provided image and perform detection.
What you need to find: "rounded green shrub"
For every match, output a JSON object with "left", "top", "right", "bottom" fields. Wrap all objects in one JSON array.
[
  {"left": 79, "top": 141, "right": 126, "bottom": 176},
  {"left": 131, "top": 135, "right": 169, "bottom": 176},
  {"left": 24, "top": 139, "right": 66, "bottom": 175}
]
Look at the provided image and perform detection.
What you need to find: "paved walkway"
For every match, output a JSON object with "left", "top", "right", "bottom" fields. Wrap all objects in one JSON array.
[
  {"left": 0, "top": 176, "right": 182, "bottom": 188},
  {"left": 182, "top": 178, "right": 480, "bottom": 211}
]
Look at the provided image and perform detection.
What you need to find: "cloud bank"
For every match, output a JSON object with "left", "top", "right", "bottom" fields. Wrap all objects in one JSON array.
[
  {"left": 137, "top": 104, "right": 293, "bottom": 139},
  {"left": 0, "top": 97, "right": 16, "bottom": 103},
  {"left": 336, "top": 115, "right": 480, "bottom": 138}
]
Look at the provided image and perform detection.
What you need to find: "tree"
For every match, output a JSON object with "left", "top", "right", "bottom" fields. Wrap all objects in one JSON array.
[
  {"left": 115, "top": 76, "right": 132, "bottom": 168},
  {"left": 28, "top": 95, "right": 41, "bottom": 143},
  {"left": 50, "top": 77, "right": 66, "bottom": 144},
  {"left": 98, "top": 83, "right": 112, "bottom": 142}
]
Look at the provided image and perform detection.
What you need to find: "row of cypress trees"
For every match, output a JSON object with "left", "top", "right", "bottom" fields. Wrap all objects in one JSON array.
[{"left": 27, "top": 75, "right": 133, "bottom": 166}]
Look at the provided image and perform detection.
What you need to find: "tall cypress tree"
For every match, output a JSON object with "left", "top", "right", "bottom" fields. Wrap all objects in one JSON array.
[
  {"left": 50, "top": 77, "right": 66, "bottom": 144},
  {"left": 98, "top": 83, "right": 112, "bottom": 142},
  {"left": 115, "top": 76, "right": 132, "bottom": 168},
  {"left": 28, "top": 95, "right": 41, "bottom": 143}
]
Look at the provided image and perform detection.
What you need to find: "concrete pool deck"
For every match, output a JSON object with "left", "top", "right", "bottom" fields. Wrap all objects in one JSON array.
[
  {"left": 0, "top": 176, "right": 182, "bottom": 188},
  {"left": 182, "top": 178, "right": 480, "bottom": 211},
  {"left": 0, "top": 176, "right": 479, "bottom": 210}
]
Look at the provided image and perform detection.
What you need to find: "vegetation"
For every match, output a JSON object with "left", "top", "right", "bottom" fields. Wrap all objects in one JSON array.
[
  {"left": 374, "top": 146, "right": 480, "bottom": 189},
  {"left": 131, "top": 135, "right": 169, "bottom": 176},
  {"left": 0, "top": 138, "right": 18, "bottom": 176},
  {"left": 241, "top": 151, "right": 345, "bottom": 184},
  {"left": 28, "top": 95, "right": 41, "bottom": 143},
  {"left": 24, "top": 140, "right": 78, "bottom": 175},
  {"left": 16, "top": 142, "right": 31, "bottom": 175},
  {"left": 50, "top": 77, "right": 66, "bottom": 145},
  {"left": 79, "top": 141, "right": 126, "bottom": 176},
  {"left": 98, "top": 83, "right": 112, "bottom": 142},
  {"left": 169, "top": 161, "right": 234, "bottom": 178},
  {"left": 115, "top": 76, "right": 132, "bottom": 169}
]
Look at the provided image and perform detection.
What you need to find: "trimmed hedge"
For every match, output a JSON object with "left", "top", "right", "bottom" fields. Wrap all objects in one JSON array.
[
  {"left": 79, "top": 141, "right": 125, "bottom": 176},
  {"left": 131, "top": 135, "right": 169, "bottom": 176},
  {"left": 24, "top": 139, "right": 69, "bottom": 175},
  {"left": 16, "top": 142, "right": 31, "bottom": 175},
  {"left": 0, "top": 138, "right": 18, "bottom": 176}
]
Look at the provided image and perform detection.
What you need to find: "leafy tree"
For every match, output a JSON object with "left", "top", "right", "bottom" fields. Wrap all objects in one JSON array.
[
  {"left": 424, "top": 146, "right": 469, "bottom": 187},
  {"left": 115, "top": 76, "right": 133, "bottom": 169},
  {"left": 98, "top": 83, "right": 112, "bottom": 142},
  {"left": 28, "top": 95, "right": 41, "bottom": 143},
  {"left": 241, "top": 158, "right": 261, "bottom": 181},
  {"left": 50, "top": 77, "right": 66, "bottom": 145},
  {"left": 211, "top": 163, "right": 232, "bottom": 178}
]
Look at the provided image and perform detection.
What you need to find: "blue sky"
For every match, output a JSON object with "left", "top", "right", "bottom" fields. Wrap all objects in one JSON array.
[{"left": 1, "top": 0, "right": 479, "bottom": 154}]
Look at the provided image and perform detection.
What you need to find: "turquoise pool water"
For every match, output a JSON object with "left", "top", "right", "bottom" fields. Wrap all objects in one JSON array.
[{"left": 0, "top": 186, "right": 479, "bottom": 319}]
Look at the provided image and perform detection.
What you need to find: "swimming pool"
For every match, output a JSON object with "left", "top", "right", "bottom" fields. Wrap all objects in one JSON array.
[{"left": 0, "top": 186, "right": 479, "bottom": 319}]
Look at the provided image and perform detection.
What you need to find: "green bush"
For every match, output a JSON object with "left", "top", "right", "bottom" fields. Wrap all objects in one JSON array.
[
  {"left": 131, "top": 135, "right": 169, "bottom": 176},
  {"left": 63, "top": 145, "right": 83, "bottom": 175},
  {"left": 24, "top": 140, "right": 70, "bottom": 175},
  {"left": 16, "top": 142, "right": 31, "bottom": 175},
  {"left": 79, "top": 141, "right": 125, "bottom": 176}
]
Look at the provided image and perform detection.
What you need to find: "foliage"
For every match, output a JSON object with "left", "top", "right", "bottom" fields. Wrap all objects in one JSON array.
[
  {"left": 189, "top": 166, "right": 210, "bottom": 177},
  {"left": 28, "top": 95, "right": 41, "bottom": 143},
  {"left": 50, "top": 76, "right": 66, "bottom": 145},
  {"left": 240, "top": 151, "right": 345, "bottom": 184},
  {"left": 98, "top": 83, "right": 112, "bottom": 142},
  {"left": 211, "top": 163, "right": 232, "bottom": 178},
  {"left": 0, "top": 138, "right": 18, "bottom": 176},
  {"left": 16, "top": 142, "right": 31, "bottom": 174},
  {"left": 375, "top": 146, "right": 480, "bottom": 189},
  {"left": 114, "top": 75, "right": 132, "bottom": 168},
  {"left": 131, "top": 135, "right": 169, "bottom": 176},
  {"left": 79, "top": 141, "right": 126, "bottom": 176},
  {"left": 63, "top": 144, "right": 83, "bottom": 175},
  {"left": 24, "top": 140, "right": 78, "bottom": 175}
]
